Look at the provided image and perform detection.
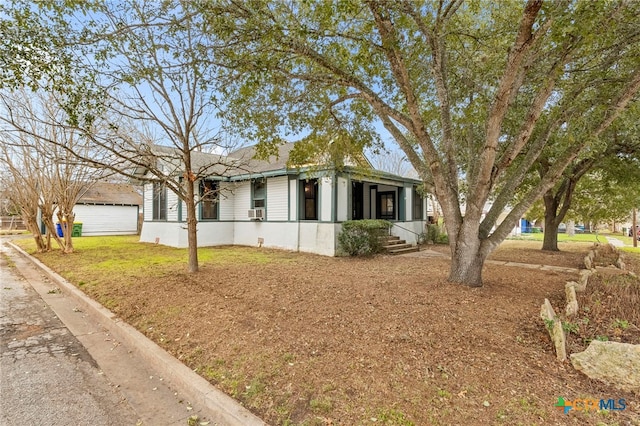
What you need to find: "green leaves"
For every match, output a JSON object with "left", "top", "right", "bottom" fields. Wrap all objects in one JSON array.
[{"left": 337, "top": 219, "right": 392, "bottom": 256}]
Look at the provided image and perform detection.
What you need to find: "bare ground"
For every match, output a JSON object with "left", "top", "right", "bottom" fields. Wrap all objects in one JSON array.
[{"left": 31, "top": 240, "right": 640, "bottom": 425}]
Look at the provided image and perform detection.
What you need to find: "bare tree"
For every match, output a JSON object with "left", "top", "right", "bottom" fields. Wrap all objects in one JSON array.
[
  {"left": 0, "top": 90, "right": 104, "bottom": 253},
  {"left": 370, "top": 147, "right": 417, "bottom": 178},
  {"left": 1, "top": 1, "right": 249, "bottom": 271},
  {"left": 69, "top": 1, "right": 249, "bottom": 272},
  {"left": 0, "top": 141, "right": 47, "bottom": 251}
]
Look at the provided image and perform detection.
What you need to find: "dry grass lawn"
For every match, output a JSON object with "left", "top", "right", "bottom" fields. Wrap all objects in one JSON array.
[{"left": 15, "top": 237, "right": 640, "bottom": 426}]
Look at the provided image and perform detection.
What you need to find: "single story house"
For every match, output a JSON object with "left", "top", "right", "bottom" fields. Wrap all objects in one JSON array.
[
  {"left": 44, "top": 182, "right": 143, "bottom": 236},
  {"left": 138, "top": 143, "right": 432, "bottom": 256}
]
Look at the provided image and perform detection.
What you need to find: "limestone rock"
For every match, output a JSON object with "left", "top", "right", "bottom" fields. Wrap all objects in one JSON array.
[
  {"left": 584, "top": 255, "right": 593, "bottom": 270},
  {"left": 540, "top": 298, "right": 566, "bottom": 361},
  {"left": 565, "top": 283, "right": 578, "bottom": 317},
  {"left": 577, "top": 270, "right": 592, "bottom": 292},
  {"left": 570, "top": 341, "right": 640, "bottom": 393}
]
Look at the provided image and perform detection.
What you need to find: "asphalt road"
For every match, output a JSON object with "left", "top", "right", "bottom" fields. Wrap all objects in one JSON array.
[
  {"left": 0, "top": 238, "right": 228, "bottom": 426},
  {"left": 0, "top": 243, "right": 139, "bottom": 425}
]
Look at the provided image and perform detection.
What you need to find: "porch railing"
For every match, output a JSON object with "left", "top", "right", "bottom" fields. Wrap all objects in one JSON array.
[{"left": 390, "top": 222, "right": 424, "bottom": 239}]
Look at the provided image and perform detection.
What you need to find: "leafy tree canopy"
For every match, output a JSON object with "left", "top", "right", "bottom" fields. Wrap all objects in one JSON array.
[{"left": 202, "top": 0, "right": 640, "bottom": 286}]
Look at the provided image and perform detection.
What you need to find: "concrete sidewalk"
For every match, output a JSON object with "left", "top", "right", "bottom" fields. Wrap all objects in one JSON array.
[
  {"left": 399, "top": 247, "right": 581, "bottom": 274},
  {"left": 1, "top": 239, "right": 265, "bottom": 426},
  {"left": 606, "top": 236, "right": 628, "bottom": 248},
  {"left": 1, "top": 244, "right": 140, "bottom": 425}
]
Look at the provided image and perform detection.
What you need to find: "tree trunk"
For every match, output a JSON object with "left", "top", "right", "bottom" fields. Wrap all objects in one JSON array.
[
  {"left": 447, "top": 230, "right": 488, "bottom": 287},
  {"left": 58, "top": 211, "right": 75, "bottom": 254},
  {"left": 55, "top": 211, "right": 73, "bottom": 254},
  {"left": 42, "top": 207, "right": 66, "bottom": 253},
  {"left": 542, "top": 220, "right": 559, "bottom": 251},
  {"left": 541, "top": 191, "right": 562, "bottom": 251},
  {"left": 22, "top": 212, "right": 45, "bottom": 252},
  {"left": 448, "top": 252, "right": 485, "bottom": 287},
  {"left": 184, "top": 178, "right": 199, "bottom": 273}
]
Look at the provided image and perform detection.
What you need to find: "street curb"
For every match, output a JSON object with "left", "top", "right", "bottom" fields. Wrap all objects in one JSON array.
[{"left": 8, "top": 242, "right": 266, "bottom": 426}]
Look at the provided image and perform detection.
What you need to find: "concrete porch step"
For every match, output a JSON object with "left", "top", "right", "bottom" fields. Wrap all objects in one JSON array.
[
  {"left": 386, "top": 245, "right": 420, "bottom": 255},
  {"left": 381, "top": 235, "right": 419, "bottom": 255},
  {"left": 383, "top": 238, "right": 407, "bottom": 246},
  {"left": 382, "top": 241, "right": 410, "bottom": 250}
]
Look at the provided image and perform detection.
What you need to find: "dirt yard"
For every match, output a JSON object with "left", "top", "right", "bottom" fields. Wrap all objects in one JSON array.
[{"left": 27, "top": 239, "right": 640, "bottom": 425}]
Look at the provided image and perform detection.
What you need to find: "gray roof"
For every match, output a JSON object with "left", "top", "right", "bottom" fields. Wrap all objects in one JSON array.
[
  {"left": 133, "top": 142, "right": 418, "bottom": 184},
  {"left": 142, "top": 143, "right": 298, "bottom": 178},
  {"left": 78, "top": 182, "right": 142, "bottom": 206},
  {"left": 149, "top": 145, "right": 233, "bottom": 175},
  {"left": 228, "top": 143, "right": 297, "bottom": 175}
]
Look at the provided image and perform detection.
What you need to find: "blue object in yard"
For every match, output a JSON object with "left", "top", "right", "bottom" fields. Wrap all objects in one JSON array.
[{"left": 55, "top": 223, "right": 63, "bottom": 237}]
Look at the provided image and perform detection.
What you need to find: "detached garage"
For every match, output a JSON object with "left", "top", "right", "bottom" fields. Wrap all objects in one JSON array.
[{"left": 71, "top": 182, "right": 142, "bottom": 236}]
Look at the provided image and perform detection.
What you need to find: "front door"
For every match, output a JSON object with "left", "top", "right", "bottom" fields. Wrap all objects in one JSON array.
[{"left": 377, "top": 191, "right": 395, "bottom": 220}]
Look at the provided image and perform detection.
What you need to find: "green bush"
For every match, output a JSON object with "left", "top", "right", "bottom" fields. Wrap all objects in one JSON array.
[
  {"left": 338, "top": 219, "right": 392, "bottom": 256},
  {"left": 425, "top": 223, "right": 448, "bottom": 244}
]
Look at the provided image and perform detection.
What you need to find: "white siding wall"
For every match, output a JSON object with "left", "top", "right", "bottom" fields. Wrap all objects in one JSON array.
[
  {"left": 139, "top": 170, "right": 424, "bottom": 256},
  {"left": 233, "top": 181, "right": 251, "bottom": 221},
  {"left": 289, "top": 179, "right": 298, "bottom": 221},
  {"left": 143, "top": 183, "right": 153, "bottom": 221},
  {"left": 219, "top": 182, "right": 235, "bottom": 221},
  {"left": 337, "top": 177, "right": 348, "bottom": 222},
  {"left": 196, "top": 222, "right": 234, "bottom": 246},
  {"left": 53, "top": 205, "right": 139, "bottom": 236},
  {"left": 73, "top": 205, "right": 139, "bottom": 236},
  {"left": 167, "top": 190, "right": 179, "bottom": 222},
  {"left": 140, "top": 222, "right": 182, "bottom": 246},
  {"left": 392, "top": 221, "right": 425, "bottom": 245},
  {"left": 181, "top": 199, "right": 188, "bottom": 222},
  {"left": 298, "top": 223, "right": 339, "bottom": 256},
  {"left": 266, "top": 176, "right": 288, "bottom": 221},
  {"left": 233, "top": 222, "right": 298, "bottom": 250},
  {"left": 320, "top": 176, "right": 333, "bottom": 222}
]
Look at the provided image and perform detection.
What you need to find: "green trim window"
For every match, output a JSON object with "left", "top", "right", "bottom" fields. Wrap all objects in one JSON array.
[
  {"left": 200, "top": 180, "right": 218, "bottom": 220},
  {"left": 413, "top": 186, "right": 423, "bottom": 220},
  {"left": 378, "top": 191, "right": 395, "bottom": 220},
  {"left": 302, "top": 179, "right": 318, "bottom": 220},
  {"left": 252, "top": 179, "right": 266, "bottom": 208},
  {"left": 152, "top": 183, "right": 167, "bottom": 221}
]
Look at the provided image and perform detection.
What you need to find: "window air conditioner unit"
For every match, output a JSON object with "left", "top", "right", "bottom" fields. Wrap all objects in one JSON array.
[{"left": 248, "top": 208, "right": 264, "bottom": 220}]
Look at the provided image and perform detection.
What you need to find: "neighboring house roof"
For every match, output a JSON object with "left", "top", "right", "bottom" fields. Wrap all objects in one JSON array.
[{"left": 77, "top": 182, "right": 142, "bottom": 206}]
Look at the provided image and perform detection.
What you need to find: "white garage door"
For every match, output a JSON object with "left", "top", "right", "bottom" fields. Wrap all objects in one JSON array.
[{"left": 73, "top": 205, "right": 139, "bottom": 236}]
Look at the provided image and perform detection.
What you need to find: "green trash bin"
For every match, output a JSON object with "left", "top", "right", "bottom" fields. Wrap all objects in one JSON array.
[{"left": 72, "top": 222, "right": 83, "bottom": 237}]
